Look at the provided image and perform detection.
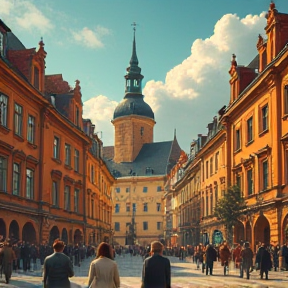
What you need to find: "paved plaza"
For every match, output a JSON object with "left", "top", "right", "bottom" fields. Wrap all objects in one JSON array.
[{"left": 1, "top": 255, "right": 288, "bottom": 287}]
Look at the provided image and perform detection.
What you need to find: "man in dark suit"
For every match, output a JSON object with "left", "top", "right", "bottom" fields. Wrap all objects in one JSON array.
[
  {"left": 43, "top": 239, "right": 74, "bottom": 288},
  {"left": 142, "top": 241, "right": 171, "bottom": 288}
]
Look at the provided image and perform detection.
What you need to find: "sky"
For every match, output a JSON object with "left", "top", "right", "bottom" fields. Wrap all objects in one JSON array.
[{"left": 1, "top": 0, "right": 288, "bottom": 153}]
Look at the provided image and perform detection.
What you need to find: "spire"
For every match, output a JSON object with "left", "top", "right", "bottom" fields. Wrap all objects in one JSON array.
[
  {"left": 130, "top": 22, "right": 139, "bottom": 67},
  {"left": 124, "top": 23, "right": 144, "bottom": 95}
]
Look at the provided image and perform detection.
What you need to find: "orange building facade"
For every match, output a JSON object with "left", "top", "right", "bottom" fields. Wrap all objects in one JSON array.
[
  {"left": 0, "top": 20, "right": 114, "bottom": 245},
  {"left": 165, "top": 3, "right": 288, "bottom": 250}
]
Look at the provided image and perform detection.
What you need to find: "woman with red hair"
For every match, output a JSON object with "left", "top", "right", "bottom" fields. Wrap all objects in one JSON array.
[{"left": 87, "top": 242, "right": 120, "bottom": 288}]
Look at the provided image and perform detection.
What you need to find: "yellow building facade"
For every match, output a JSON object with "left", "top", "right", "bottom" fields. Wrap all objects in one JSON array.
[{"left": 104, "top": 30, "right": 183, "bottom": 246}]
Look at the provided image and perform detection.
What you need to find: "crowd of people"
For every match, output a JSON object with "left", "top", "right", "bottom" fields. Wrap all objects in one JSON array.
[
  {"left": 1, "top": 237, "right": 288, "bottom": 287},
  {"left": 186, "top": 240, "right": 288, "bottom": 280}
]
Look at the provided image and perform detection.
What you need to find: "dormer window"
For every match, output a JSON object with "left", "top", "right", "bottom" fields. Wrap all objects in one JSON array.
[
  {"left": 76, "top": 106, "right": 79, "bottom": 127},
  {"left": 0, "top": 32, "right": 3, "bottom": 56},
  {"left": 34, "top": 66, "right": 39, "bottom": 90}
]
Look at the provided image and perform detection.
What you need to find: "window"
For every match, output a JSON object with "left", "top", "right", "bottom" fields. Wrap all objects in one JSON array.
[
  {"left": 53, "top": 137, "right": 60, "bottom": 159},
  {"left": 247, "top": 169, "right": 253, "bottom": 195},
  {"left": 143, "top": 203, "right": 148, "bottom": 212},
  {"left": 26, "top": 168, "right": 34, "bottom": 199},
  {"left": 210, "top": 157, "right": 213, "bottom": 176},
  {"left": 235, "top": 129, "right": 241, "bottom": 151},
  {"left": 115, "top": 222, "right": 120, "bottom": 232},
  {"left": 126, "top": 187, "right": 130, "bottom": 193},
  {"left": 34, "top": 66, "right": 39, "bottom": 90},
  {"left": 64, "top": 186, "right": 70, "bottom": 210},
  {"left": 65, "top": 143, "right": 71, "bottom": 166},
  {"left": 91, "top": 199, "right": 94, "bottom": 218},
  {"left": 284, "top": 85, "right": 288, "bottom": 115},
  {"left": 132, "top": 203, "right": 136, "bottom": 212},
  {"left": 126, "top": 203, "right": 130, "bottom": 212},
  {"left": 115, "top": 204, "right": 120, "bottom": 213},
  {"left": 74, "top": 149, "right": 79, "bottom": 172},
  {"left": 143, "top": 221, "right": 148, "bottom": 230},
  {"left": 0, "top": 94, "right": 8, "bottom": 127},
  {"left": 91, "top": 165, "right": 95, "bottom": 183},
  {"left": 140, "top": 127, "right": 144, "bottom": 136},
  {"left": 236, "top": 174, "right": 242, "bottom": 191},
  {"left": 262, "top": 160, "right": 268, "bottom": 190},
  {"left": 13, "top": 163, "right": 20, "bottom": 195},
  {"left": 115, "top": 187, "right": 120, "bottom": 193},
  {"left": 0, "top": 32, "right": 3, "bottom": 56},
  {"left": 0, "top": 156, "right": 7, "bottom": 191},
  {"left": 206, "top": 161, "right": 209, "bottom": 179},
  {"left": 247, "top": 117, "right": 253, "bottom": 143},
  {"left": 157, "top": 222, "right": 162, "bottom": 230},
  {"left": 76, "top": 107, "right": 80, "bottom": 127},
  {"left": 14, "top": 103, "right": 23, "bottom": 136},
  {"left": 52, "top": 181, "right": 58, "bottom": 206},
  {"left": 143, "top": 187, "right": 148, "bottom": 193},
  {"left": 74, "top": 188, "right": 79, "bottom": 212},
  {"left": 157, "top": 203, "right": 161, "bottom": 212},
  {"left": 261, "top": 105, "right": 268, "bottom": 132},
  {"left": 157, "top": 186, "right": 162, "bottom": 192},
  {"left": 27, "top": 115, "right": 35, "bottom": 143},
  {"left": 215, "top": 152, "right": 219, "bottom": 172}
]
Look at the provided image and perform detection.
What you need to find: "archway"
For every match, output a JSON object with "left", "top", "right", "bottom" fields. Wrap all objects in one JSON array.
[
  {"left": 22, "top": 222, "right": 36, "bottom": 244},
  {"left": 74, "top": 229, "right": 82, "bottom": 244},
  {"left": 9, "top": 220, "right": 20, "bottom": 243},
  {"left": 49, "top": 226, "right": 60, "bottom": 245},
  {"left": 0, "top": 218, "right": 6, "bottom": 241},
  {"left": 254, "top": 215, "right": 270, "bottom": 245},
  {"left": 61, "top": 228, "right": 68, "bottom": 244},
  {"left": 234, "top": 220, "right": 244, "bottom": 244},
  {"left": 282, "top": 214, "right": 288, "bottom": 244},
  {"left": 246, "top": 221, "right": 252, "bottom": 243}
]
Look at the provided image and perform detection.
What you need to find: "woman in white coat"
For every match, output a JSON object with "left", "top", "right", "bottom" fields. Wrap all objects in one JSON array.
[{"left": 87, "top": 242, "right": 120, "bottom": 288}]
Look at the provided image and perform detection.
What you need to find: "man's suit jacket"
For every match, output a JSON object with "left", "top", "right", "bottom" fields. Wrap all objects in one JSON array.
[
  {"left": 142, "top": 253, "right": 171, "bottom": 288},
  {"left": 43, "top": 252, "right": 74, "bottom": 288}
]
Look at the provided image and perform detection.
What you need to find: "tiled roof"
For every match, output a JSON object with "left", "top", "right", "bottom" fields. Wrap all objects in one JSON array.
[
  {"left": 54, "top": 93, "right": 73, "bottom": 117},
  {"left": 103, "top": 138, "right": 182, "bottom": 178},
  {"left": 6, "top": 32, "right": 25, "bottom": 50},
  {"left": 103, "top": 146, "right": 114, "bottom": 159},
  {"left": 45, "top": 74, "right": 71, "bottom": 95},
  {"left": 6, "top": 48, "right": 35, "bottom": 81},
  {"left": 247, "top": 55, "right": 259, "bottom": 70}
]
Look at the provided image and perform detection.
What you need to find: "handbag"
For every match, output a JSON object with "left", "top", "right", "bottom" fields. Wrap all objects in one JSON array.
[{"left": 89, "top": 277, "right": 96, "bottom": 288}]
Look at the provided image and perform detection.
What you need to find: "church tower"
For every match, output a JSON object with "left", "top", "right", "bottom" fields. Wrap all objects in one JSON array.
[{"left": 112, "top": 26, "right": 155, "bottom": 163}]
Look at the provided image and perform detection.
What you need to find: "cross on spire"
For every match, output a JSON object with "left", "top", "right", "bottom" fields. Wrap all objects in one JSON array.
[{"left": 131, "top": 22, "right": 138, "bottom": 32}]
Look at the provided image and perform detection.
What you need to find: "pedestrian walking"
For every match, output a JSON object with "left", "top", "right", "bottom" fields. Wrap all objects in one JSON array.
[
  {"left": 141, "top": 241, "right": 171, "bottom": 288},
  {"left": 205, "top": 244, "right": 217, "bottom": 276},
  {"left": 87, "top": 242, "right": 120, "bottom": 288},
  {"left": 0, "top": 241, "right": 16, "bottom": 284},
  {"left": 219, "top": 241, "right": 231, "bottom": 276},
  {"left": 240, "top": 242, "right": 253, "bottom": 279},
  {"left": 271, "top": 243, "right": 280, "bottom": 271},
  {"left": 256, "top": 243, "right": 272, "bottom": 280},
  {"left": 43, "top": 239, "right": 74, "bottom": 288}
]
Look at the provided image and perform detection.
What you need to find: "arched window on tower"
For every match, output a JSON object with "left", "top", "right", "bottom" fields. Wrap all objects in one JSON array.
[{"left": 127, "top": 79, "right": 131, "bottom": 87}]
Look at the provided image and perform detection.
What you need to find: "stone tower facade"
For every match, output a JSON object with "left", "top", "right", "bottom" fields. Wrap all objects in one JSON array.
[{"left": 112, "top": 30, "right": 155, "bottom": 163}]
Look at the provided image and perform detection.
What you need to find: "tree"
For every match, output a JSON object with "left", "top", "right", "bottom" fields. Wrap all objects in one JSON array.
[{"left": 214, "top": 185, "right": 247, "bottom": 245}]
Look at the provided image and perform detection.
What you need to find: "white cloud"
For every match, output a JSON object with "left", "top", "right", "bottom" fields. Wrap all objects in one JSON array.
[
  {"left": 83, "top": 13, "right": 267, "bottom": 152},
  {"left": 83, "top": 95, "right": 118, "bottom": 145},
  {"left": 72, "top": 26, "right": 111, "bottom": 49},
  {"left": 0, "top": 0, "right": 53, "bottom": 33},
  {"left": 143, "top": 13, "right": 266, "bottom": 151}
]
